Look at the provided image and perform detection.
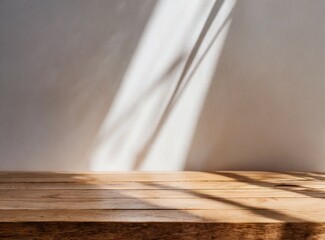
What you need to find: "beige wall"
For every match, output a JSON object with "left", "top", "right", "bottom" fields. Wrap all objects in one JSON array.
[
  {"left": 1, "top": 0, "right": 325, "bottom": 171},
  {"left": 186, "top": 0, "right": 325, "bottom": 171},
  {"left": 0, "top": 0, "right": 157, "bottom": 170}
]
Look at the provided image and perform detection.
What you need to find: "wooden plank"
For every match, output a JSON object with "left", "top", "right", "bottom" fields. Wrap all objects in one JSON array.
[
  {"left": 0, "top": 209, "right": 325, "bottom": 223},
  {"left": 0, "top": 171, "right": 323, "bottom": 182},
  {"left": 0, "top": 196, "right": 324, "bottom": 210},
  {"left": 0, "top": 180, "right": 323, "bottom": 190},
  {"left": 0, "top": 188, "right": 324, "bottom": 199}
]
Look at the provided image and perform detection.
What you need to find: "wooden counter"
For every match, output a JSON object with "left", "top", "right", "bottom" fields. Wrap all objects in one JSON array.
[{"left": 0, "top": 171, "right": 324, "bottom": 239}]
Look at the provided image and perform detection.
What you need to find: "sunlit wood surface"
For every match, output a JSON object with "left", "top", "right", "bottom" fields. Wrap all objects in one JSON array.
[{"left": 0, "top": 171, "right": 324, "bottom": 239}]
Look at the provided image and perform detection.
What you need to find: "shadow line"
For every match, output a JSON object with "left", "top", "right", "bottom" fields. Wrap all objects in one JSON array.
[
  {"left": 132, "top": 0, "right": 227, "bottom": 169},
  {"left": 214, "top": 172, "right": 325, "bottom": 199},
  {"left": 144, "top": 181, "right": 303, "bottom": 223},
  {"left": 212, "top": 172, "right": 325, "bottom": 239}
]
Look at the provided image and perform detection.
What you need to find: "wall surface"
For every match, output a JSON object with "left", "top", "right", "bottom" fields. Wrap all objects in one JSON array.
[
  {"left": 1, "top": 0, "right": 325, "bottom": 171},
  {"left": 185, "top": 0, "right": 325, "bottom": 171}
]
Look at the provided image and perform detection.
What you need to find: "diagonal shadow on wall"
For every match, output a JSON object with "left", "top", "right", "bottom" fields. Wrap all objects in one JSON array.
[
  {"left": 184, "top": 0, "right": 325, "bottom": 172},
  {"left": 132, "top": 0, "right": 228, "bottom": 170}
]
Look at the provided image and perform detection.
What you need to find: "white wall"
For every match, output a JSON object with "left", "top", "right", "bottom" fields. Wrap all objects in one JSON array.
[
  {"left": 185, "top": 0, "right": 325, "bottom": 171},
  {"left": 1, "top": 0, "right": 325, "bottom": 171}
]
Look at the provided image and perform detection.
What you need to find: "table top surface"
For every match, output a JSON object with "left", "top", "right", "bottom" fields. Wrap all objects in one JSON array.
[{"left": 0, "top": 171, "right": 324, "bottom": 223}]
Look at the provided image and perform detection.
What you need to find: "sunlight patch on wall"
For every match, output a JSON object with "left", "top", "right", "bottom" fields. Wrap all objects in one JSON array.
[{"left": 89, "top": 0, "right": 236, "bottom": 171}]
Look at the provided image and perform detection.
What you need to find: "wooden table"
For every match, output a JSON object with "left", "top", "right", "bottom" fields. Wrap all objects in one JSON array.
[{"left": 0, "top": 171, "right": 324, "bottom": 239}]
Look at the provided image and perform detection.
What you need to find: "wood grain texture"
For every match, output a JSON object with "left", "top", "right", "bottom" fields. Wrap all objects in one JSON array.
[{"left": 0, "top": 171, "right": 324, "bottom": 239}]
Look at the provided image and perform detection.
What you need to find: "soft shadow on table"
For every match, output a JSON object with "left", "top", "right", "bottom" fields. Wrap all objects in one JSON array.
[
  {"left": 143, "top": 172, "right": 324, "bottom": 240},
  {"left": 212, "top": 172, "right": 325, "bottom": 240}
]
